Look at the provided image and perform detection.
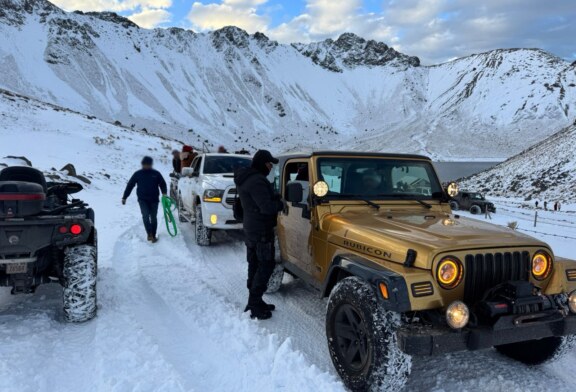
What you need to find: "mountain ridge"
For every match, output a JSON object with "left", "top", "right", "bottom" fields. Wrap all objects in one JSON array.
[{"left": 1, "top": 0, "right": 575, "bottom": 159}]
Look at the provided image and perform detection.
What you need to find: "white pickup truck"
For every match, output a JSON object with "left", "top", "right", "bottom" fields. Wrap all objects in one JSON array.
[{"left": 176, "top": 153, "right": 252, "bottom": 246}]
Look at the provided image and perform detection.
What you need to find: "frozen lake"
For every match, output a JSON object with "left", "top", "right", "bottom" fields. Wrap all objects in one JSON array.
[{"left": 433, "top": 161, "right": 500, "bottom": 182}]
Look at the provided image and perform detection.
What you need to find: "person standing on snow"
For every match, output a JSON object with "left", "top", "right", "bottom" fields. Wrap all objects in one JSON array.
[
  {"left": 234, "top": 150, "right": 284, "bottom": 320},
  {"left": 172, "top": 149, "right": 181, "bottom": 174},
  {"left": 122, "top": 156, "right": 168, "bottom": 243}
]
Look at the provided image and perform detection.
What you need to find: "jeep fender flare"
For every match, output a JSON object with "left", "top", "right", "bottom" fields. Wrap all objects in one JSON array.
[{"left": 321, "top": 254, "right": 411, "bottom": 313}]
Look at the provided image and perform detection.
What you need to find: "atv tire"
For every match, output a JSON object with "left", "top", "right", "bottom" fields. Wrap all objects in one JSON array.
[
  {"left": 449, "top": 201, "right": 459, "bottom": 211},
  {"left": 496, "top": 335, "right": 576, "bottom": 365},
  {"left": 470, "top": 205, "right": 482, "bottom": 215},
  {"left": 63, "top": 244, "right": 97, "bottom": 323},
  {"left": 266, "top": 264, "right": 284, "bottom": 294},
  {"left": 195, "top": 205, "right": 212, "bottom": 246},
  {"left": 326, "top": 277, "right": 411, "bottom": 392}
]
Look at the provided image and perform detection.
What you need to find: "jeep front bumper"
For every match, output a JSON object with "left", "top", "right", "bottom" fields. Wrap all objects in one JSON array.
[{"left": 398, "top": 312, "right": 576, "bottom": 356}]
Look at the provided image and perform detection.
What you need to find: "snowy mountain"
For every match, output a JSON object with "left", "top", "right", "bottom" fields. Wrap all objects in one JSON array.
[
  {"left": 1, "top": 0, "right": 576, "bottom": 159},
  {"left": 460, "top": 121, "right": 576, "bottom": 201}
]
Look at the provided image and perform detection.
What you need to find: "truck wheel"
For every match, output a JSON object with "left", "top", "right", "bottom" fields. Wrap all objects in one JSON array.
[
  {"left": 195, "top": 205, "right": 212, "bottom": 246},
  {"left": 470, "top": 205, "right": 482, "bottom": 215},
  {"left": 266, "top": 264, "right": 284, "bottom": 293},
  {"left": 177, "top": 196, "right": 187, "bottom": 223},
  {"left": 449, "top": 201, "right": 459, "bottom": 211},
  {"left": 63, "top": 244, "right": 97, "bottom": 323},
  {"left": 496, "top": 335, "right": 576, "bottom": 365},
  {"left": 326, "top": 277, "right": 411, "bottom": 392}
]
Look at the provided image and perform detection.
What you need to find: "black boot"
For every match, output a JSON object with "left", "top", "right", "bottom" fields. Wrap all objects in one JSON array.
[
  {"left": 245, "top": 294, "right": 273, "bottom": 319},
  {"left": 244, "top": 300, "right": 275, "bottom": 312}
]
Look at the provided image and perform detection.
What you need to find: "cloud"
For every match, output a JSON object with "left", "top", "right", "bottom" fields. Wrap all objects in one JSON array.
[
  {"left": 128, "top": 7, "right": 171, "bottom": 28},
  {"left": 52, "top": 0, "right": 172, "bottom": 13},
  {"left": 187, "top": 0, "right": 269, "bottom": 33},
  {"left": 51, "top": 0, "right": 173, "bottom": 28}
]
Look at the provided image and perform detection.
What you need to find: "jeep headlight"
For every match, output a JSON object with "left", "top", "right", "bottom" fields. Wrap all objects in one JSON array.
[
  {"left": 436, "top": 257, "right": 463, "bottom": 289},
  {"left": 203, "top": 189, "right": 224, "bottom": 203},
  {"left": 532, "top": 251, "right": 552, "bottom": 280}
]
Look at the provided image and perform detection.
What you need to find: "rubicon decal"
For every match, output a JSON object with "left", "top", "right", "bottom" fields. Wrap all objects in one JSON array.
[{"left": 342, "top": 239, "right": 392, "bottom": 258}]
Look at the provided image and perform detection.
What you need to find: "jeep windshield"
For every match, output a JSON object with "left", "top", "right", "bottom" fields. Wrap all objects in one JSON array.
[
  {"left": 317, "top": 157, "right": 443, "bottom": 200},
  {"left": 204, "top": 156, "right": 251, "bottom": 174}
]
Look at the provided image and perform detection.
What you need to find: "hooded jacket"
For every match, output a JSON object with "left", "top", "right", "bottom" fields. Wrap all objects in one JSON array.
[{"left": 234, "top": 167, "right": 283, "bottom": 237}]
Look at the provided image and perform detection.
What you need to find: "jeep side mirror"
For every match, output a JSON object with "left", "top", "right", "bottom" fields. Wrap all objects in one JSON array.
[
  {"left": 286, "top": 182, "right": 303, "bottom": 203},
  {"left": 181, "top": 167, "right": 194, "bottom": 177}
]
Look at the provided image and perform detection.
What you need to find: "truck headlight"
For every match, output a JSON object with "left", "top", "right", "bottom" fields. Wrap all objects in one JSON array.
[
  {"left": 532, "top": 251, "right": 552, "bottom": 280},
  {"left": 436, "top": 257, "right": 463, "bottom": 289},
  {"left": 446, "top": 301, "right": 469, "bottom": 329},
  {"left": 568, "top": 291, "right": 576, "bottom": 314},
  {"left": 203, "top": 189, "right": 224, "bottom": 203}
]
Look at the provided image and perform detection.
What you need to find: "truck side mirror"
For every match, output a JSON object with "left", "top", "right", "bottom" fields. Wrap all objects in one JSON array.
[
  {"left": 286, "top": 182, "right": 303, "bottom": 203},
  {"left": 182, "top": 167, "right": 194, "bottom": 177}
]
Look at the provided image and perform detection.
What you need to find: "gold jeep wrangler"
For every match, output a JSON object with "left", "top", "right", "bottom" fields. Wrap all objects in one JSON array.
[{"left": 266, "top": 151, "right": 576, "bottom": 392}]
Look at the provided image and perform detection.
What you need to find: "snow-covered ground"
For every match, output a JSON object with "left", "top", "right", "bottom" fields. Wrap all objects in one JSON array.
[{"left": 1, "top": 90, "right": 576, "bottom": 392}]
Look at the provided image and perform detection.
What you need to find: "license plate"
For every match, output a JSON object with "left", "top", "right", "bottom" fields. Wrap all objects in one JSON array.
[{"left": 6, "top": 263, "right": 28, "bottom": 274}]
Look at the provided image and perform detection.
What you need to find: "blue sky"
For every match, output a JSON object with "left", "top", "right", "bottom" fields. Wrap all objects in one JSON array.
[{"left": 51, "top": 0, "right": 576, "bottom": 65}]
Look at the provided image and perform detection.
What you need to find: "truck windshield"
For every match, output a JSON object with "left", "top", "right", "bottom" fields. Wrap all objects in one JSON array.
[
  {"left": 203, "top": 156, "right": 251, "bottom": 174},
  {"left": 317, "top": 157, "right": 443, "bottom": 200}
]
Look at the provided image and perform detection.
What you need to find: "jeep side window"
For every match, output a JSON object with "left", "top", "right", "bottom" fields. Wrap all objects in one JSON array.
[{"left": 267, "top": 164, "right": 281, "bottom": 193}]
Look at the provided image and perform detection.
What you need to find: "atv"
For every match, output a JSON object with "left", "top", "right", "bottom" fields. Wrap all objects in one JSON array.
[{"left": 0, "top": 166, "right": 97, "bottom": 322}]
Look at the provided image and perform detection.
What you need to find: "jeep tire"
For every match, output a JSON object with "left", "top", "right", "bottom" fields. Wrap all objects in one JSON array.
[
  {"left": 195, "top": 205, "right": 212, "bottom": 246},
  {"left": 470, "top": 204, "right": 482, "bottom": 215},
  {"left": 449, "top": 201, "right": 459, "bottom": 211},
  {"left": 63, "top": 244, "right": 97, "bottom": 323},
  {"left": 326, "top": 277, "right": 411, "bottom": 392},
  {"left": 496, "top": 335, "right": 576, "bottom": 365}
]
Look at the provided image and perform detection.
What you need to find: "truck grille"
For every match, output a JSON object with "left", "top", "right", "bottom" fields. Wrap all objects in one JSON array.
[
  {"left": 225, "top": 188, "right": 237, "bottom": 206},
  {"left": 463, "top": 251, "right": 530, "bottom": 304}
]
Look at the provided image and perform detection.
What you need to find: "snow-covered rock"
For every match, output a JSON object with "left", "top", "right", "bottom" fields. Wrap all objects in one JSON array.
[
  {"left": 1, "top": 0, "right": 576, "bottom": 159},
  {"left": 460, "top": 122, "right": 576, "bottom": 201}
]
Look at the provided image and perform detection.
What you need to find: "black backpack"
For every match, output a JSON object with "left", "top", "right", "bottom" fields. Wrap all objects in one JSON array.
[{"left": 233, "top": 192, "right": 243, "bottom": 222}]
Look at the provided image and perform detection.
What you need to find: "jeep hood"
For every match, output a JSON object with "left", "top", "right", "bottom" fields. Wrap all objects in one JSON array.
[{"left": 325, "top": 210, "right": 548, "bottom": 269}]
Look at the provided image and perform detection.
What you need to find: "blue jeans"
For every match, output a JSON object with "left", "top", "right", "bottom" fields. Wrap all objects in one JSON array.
[{"left": 138, "top": 200, "right": 159, "bottom": 236}]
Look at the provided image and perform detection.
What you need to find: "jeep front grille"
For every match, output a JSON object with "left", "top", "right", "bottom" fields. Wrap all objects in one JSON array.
[{"left": 463, "top": 251, "right": 530, "bottom": 304}]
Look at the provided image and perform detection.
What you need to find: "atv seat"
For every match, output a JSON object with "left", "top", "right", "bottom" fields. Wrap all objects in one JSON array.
[{"left": 0, "top": 166, "right": 47, "bottom": 192}]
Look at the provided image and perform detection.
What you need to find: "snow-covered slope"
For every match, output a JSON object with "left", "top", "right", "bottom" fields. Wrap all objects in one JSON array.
[
  {"left": 2, "top": 79, "right": 576, "bottom": 392},
  {"left": 1, "top": 0, "right": 575, "bottom": 159},
  {"left": 460, "top": 122, "right": 576, "bottom": 201}
]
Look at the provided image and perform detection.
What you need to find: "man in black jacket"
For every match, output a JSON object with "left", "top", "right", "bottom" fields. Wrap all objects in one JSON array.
[
  {"left": 234, "top": 150, "right": 284, "bottom": 320},
  {"left": 122, "top": 156, "right": 168, "bottom": 243}
]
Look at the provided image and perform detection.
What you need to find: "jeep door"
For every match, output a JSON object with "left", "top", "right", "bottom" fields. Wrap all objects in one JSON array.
[{"left": 277, "top": 160, "right": 315, "bottom": 276}]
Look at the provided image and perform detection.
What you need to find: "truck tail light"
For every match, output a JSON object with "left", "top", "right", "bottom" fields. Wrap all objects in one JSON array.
[{"left": 70, "top": 224, "right": 83, "bottom": 235}]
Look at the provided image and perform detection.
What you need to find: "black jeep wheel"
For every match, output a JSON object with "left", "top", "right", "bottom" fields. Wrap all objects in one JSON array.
[
  {"left": 63, "top": 244, "right": 97, "bottom": 323},
  {"left": 449, "top": 201, "right": 459, "bottom": 211},
  {"left": 326, "top": 277, "right": 411, "bottom": 392},
  {"left": 195, "top": 205, "right": 212, "bottom": 246},
  {"left": 177, "top": 196, "right": 187, "bottom": 223},
  {"left": 470, "top": 204, "right": 482, "bottom": 215},
  {"left": 496, "top": 335, "right": 576, "bottom": 365}
]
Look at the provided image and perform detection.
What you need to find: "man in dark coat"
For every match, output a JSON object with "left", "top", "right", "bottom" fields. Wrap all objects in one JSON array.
[
  {"left": 122, "top": 156, "right": 168, "bottom": 243},
  {"left": 172, "top": 149, "right": 181, "bottom": 174},
  {"left": 234, "top": 150, "right": 284, "bottom": 320}
]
